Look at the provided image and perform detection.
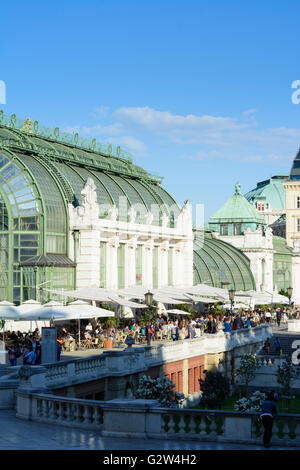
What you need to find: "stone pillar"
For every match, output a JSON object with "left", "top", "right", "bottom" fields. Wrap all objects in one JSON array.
[
  {"left": 174, "top": 242, "right": 183, "bottom": 286},
  {"left": 127, "top": 237, "right": 137, "bottom": 287},
  {"left": 76, "top": 230, "right": 101, "bottom": 288},
  {"left": 160, "top": 240, "right": 169, "bottom": 287},
  {"left": 144, "top": 239, "right": 154, "bottom": 288},
  {"left": 107, "top": 236, "right": 120, "bottom": 289}
]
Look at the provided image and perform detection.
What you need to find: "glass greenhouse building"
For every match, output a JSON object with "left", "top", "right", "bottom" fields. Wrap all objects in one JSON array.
[{"left": 0, "top": 112, "right": 256, "bottom": 303}]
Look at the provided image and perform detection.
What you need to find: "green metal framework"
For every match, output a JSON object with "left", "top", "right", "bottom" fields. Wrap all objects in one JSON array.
[
  {"left": 193, "top": 231, "right": 256, "bottom": 290},
  {"left": 273, "top": 236, "right": 293, "bottom": 291},
  {"left": 0, "top": 112, "right": 182, "bottom": 303}
]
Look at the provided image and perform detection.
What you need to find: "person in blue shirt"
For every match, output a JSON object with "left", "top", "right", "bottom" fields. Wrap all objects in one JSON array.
[
  {"left": 260, "top": 392, "right": 278, "bottom": 448},
  {"left": 223, "top": 317, "right": 232, "bottom": 332}
]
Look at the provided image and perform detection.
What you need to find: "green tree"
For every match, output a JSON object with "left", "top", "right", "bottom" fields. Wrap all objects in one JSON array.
[
  {"left": 234, "top": 354, "right": 258, "bottom": 395},
  {"left": 199, "top": 370, "right": 231, "bottom": 409},
  {"left": 277, "top": 358, "right": 299, "bottom": 397}
]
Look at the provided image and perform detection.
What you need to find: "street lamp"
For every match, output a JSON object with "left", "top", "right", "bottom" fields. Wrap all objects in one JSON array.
[
  {"left": 144, "top": 290, "right": 154, "bottom": 346},
  {"left": 145, "top": 290, "right": 154, "bottom": 324},
  {"left": 287, "top": 286, "right": 293, "bottom": 307},
  {"left": 228, "top": 289, "right": 235, "bottom": 315}
]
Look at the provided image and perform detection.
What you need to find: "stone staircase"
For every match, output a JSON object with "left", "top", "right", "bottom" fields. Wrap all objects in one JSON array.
[{"left": 268, "top": 333, "right": 300, "bottom": 358}]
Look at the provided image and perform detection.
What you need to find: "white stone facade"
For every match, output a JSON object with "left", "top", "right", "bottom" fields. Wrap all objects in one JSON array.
[
  {"left": 67, "top": 178, "right": 194, "bottom": 290},
  {"left": 215, "top": 226, "right": 274, "bottom": 292}
]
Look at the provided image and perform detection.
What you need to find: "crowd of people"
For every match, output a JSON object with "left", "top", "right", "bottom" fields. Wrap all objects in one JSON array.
[{"left": 1, "top": 306, "right": 299, "bottom": 364}]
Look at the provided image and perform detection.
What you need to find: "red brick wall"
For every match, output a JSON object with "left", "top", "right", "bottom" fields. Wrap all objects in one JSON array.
[{"left": 188, "top": 356, "right": 205, "bottom": 394}]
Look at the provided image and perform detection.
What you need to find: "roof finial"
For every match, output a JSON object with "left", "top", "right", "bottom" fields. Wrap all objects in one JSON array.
[{"left": 235, "top": 181, "right": 241, "bottom": 195}]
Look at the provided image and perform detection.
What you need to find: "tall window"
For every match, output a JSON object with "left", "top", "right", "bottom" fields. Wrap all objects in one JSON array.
[
  {"left": 297, "top": 197, "right": 300, "bottom": 209},
  {"left": 100, "top": 242, "right": 107, "bottom": 288},
  {"left": 117, "top": 244, "right": 125, "bottom": 289},
  {"left": 297, "top": 219, "right": 300, "bottom": 232},
  {"left": 136, "top": 245, "right": 142, "bottom": 285},
  {"left": 257, "top": 203, "right": 265, "bottom": 211},
  {"left": 153, "top": 246, "right": 158, "bottom": 289},
  {"left": 234, "top": 223, "right": 242, "bottom": 235},
  {"left": 220, "top": 224, "right": 228, "bottom": 235},
  {"left": 168, "top": 247, "right": 173, "bottom": 285}
]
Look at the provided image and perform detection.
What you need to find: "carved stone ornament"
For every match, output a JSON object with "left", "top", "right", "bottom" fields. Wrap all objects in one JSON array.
[
  {"left": 81, "top": 178, "right": 98, "bottom": 206},
  {"left": 109, "top": 205, "right": 118, "bottom": 221},
  {"left": 145, "top": 212, "right": 153, "bottom": 225},
  {"left": 161, "top": 213, "right": 169, "bottom": 228},
  {"left": 128, "top": 206, "right": 136, "bottom": 223}
]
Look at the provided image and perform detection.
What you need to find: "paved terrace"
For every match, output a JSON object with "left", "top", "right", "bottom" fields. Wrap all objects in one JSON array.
[{"left": 0, "top": 409, "right": 296, "bottom": 450}]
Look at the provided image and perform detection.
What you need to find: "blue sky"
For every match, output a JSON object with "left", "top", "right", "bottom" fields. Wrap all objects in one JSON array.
[{"left": 1, "top": 0, "right": 300, "bottom": 223}]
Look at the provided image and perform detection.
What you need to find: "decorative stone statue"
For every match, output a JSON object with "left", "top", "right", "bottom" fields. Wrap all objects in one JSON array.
[
  {"left": 81, "top": 178, "right": 97, "bottom": 206},
  {"left": 128, "top": 206, "right": 136, "bottom": 223},
  {"left": 145, "top": 211, "right": 153, "bottom": 225},
  {"left": 109, "top": 205, "right": 118, "bottom": 221},
  {"left": 235, "top": 182, "right": 241, "bottom": 195},
  {"left": 161, "top": 212, "right": 169, "bottom": 228}
]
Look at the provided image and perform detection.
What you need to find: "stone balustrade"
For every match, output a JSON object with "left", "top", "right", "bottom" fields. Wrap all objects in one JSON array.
[
  {"left": 255, "top": 355, "right": 287, "bottom": 367},
  {"left": 15, "top": 393, "right": 300, "bottom": 446},
  {"left": 100, "top": 399, "right": 300, "bottom": 447},
  {"left": 16, "top": 392, "right": 105, "bottom": 430}
]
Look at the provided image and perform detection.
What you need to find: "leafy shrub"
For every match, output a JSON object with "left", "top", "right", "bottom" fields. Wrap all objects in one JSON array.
[
  {"left": 277, "top": 359, "right": 299, "bottom": 396},
  {"left": 234, "top": 391, "right": 265, "bottom": 412},
  {"left": 199, "top": 370, "right": 231, "bottom": 408},
  {"left": 234, "top": 354, "right": 258, "bottom": 394},
  {"left": 135, "top": 375, "right": 185, "bottom": 408}
]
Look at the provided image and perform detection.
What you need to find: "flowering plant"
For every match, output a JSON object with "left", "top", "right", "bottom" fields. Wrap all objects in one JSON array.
[
  {"left": 135, "top": 375, "right": 185, "bottom": 408},
  {"left": 234, "top": 391, "right": 265, "bottom": 412}
]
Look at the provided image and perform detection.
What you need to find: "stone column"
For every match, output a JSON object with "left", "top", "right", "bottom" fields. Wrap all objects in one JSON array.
[
  {"left": 144, "top": 239, "right": 154, "bottom": 288},
  {"left": 127, "top": 237, "right": 137, "bottom": 287},
  {"left": 107, "top": 236, "right": 120, "bottom": 289},
  {"left": 76, "top": 229, "right": 101, "bottom": 288},
  {"left": 160, "top": 240, "right": 169, "bottom": 287}
]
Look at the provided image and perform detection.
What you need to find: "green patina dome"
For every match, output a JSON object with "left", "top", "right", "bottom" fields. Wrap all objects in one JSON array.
[
  {"left": 244, "top": 175, "right": 288, "bottom": 209},
  {"left": 208, "top": 182, "right": 265, "bottom": 235}
]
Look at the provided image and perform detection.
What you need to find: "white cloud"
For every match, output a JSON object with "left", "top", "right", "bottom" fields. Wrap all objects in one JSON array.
[
  {"left": 94, "top": 105, "right": 110, "bottom": 116},
  {"left": 109, "top": 135, "right": 146, "bottom": 153}
]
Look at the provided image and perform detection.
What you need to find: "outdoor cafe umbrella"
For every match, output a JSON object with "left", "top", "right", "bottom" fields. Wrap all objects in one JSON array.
[
  {"left": 15, "top": 299, "right": 42, "bottom": 314},
  {"left": 65, "top": 300, "right": 115, "bottom": 349},
  {"left": 16, "top": 300, "right": 42, "bottom": 332},
  {"left": 166, "top": 309, "right": 193, "bottom": 316},
  {"left": 0, "top": 301, "right": 20, "bottom": 348},
  {"left": 18, "top": 301, "right": 69, "bottom": 325}
]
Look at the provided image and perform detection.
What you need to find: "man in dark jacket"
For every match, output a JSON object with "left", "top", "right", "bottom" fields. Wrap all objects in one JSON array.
[
  {"left": 260, "top": 392, "right": 278, "bottom": 448},
  {"left": 276, "top": 310, "right": 282, "bottom": 328}
]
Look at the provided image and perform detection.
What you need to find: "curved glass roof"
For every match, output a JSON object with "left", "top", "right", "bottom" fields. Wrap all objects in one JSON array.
[
  {"left": 0, "top": 150, "right": 41, "bottom": 218},
  {"left": 193, "top": 231, "right": 256, "bottom": 291},
  {"left": 0, "top": 121, "right": 180, "bottom": 226}
]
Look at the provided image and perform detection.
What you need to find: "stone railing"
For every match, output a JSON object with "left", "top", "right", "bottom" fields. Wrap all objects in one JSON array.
[
  {"left": 100, "top": 399, "right": 300, "bottom": 447},
  {"left": 16, "top": 392, "right": 104, "bottom": 430},
  {"left": 15, "top": 393, "right": 300, "bottom": 446},
  {"left": 255, "top": 355, "right": 287, "bottom": 367}
]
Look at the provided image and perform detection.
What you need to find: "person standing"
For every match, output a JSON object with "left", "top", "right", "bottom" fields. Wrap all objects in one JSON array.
[
  {"left": 276, "top": 310, "right": 282, "bottom": 328},
  {"left": 260, "top": 392, "right": 278, "bottom": 448},
  {"left": 265, "top": 310, "right": 272, "bottom": 323},
  {"left": 274, "top": 337, "right": 281, "bottom": 355},
  {"left": 145, "top": 324, "right": 153, "bottom": 346}
]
